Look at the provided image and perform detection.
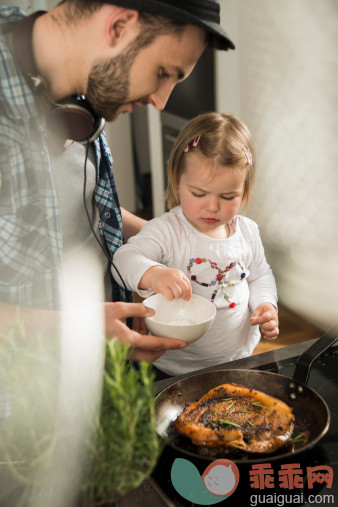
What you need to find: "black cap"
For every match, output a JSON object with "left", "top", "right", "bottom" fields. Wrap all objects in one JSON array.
[{"left": 98, "top": 0, "right": 235, "bottom": 50}]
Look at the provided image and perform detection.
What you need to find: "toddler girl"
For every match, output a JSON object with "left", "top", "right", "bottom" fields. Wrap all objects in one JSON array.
[{"left": 113, "top": 113, "right": 278, "bottom": 376}]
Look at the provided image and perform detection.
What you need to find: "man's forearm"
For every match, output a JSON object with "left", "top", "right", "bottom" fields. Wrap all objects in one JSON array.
[{"left": 121, "top": 207, "right": 147, "bottom": 241}]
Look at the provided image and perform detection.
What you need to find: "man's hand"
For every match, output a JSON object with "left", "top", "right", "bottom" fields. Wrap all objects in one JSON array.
[
  {"left": 250, "top": 302, "right": 279, "bottom": 340},
  {"left": 104, "top": 301, "right": 186, "bottom": 362},
  {"left": 139, "top": 266, "right": 192, "bottom": 301}
]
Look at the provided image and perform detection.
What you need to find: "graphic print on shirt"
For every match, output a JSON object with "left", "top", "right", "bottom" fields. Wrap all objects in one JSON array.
[{"left": 186, "top": 257, "right": 247, "bottom": 309}]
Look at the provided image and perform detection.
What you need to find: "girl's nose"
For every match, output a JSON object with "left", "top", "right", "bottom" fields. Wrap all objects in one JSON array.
[{"left": 205, "top": 197, "right": 219, "bottom": 212}]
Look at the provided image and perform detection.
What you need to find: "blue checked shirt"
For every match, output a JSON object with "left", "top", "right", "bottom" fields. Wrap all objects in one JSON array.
[{"left": 0, "top": 6, "right": 131, "bottom": 310}]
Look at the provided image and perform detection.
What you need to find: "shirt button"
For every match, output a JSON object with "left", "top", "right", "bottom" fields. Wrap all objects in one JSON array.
[
  {"left": 104, "top": 212, "right": 111, "bottom": 219},
  {"left": 46, "top": 214, "right": 51, "bottom": 220}
]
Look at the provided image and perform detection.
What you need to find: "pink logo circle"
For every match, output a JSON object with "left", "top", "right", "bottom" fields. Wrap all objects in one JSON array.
[{"left": 201, "top": 459, "right": 240, "bottom": 497}]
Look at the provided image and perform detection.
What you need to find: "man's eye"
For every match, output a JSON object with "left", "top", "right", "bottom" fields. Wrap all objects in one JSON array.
[
  {"left": 159, "top": 67, "right": 170, "bottom": 79},
  {"left": 192, "top": 192, "right": 205, "bottom": 198}
]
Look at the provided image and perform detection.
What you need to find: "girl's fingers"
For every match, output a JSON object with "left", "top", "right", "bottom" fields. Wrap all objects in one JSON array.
[
  {"left": 170, "top": 283, "right": 184, "bottom": 299},
  {"left": 261, "top": 326, "right": 279, "bottom": 339},
  {"left": 180, "top": 277, "right": 192, "bottom": 300},
  {"left": 261, "top": 328, "right": 279, "bottom": 340},
  {"left": 170, "top": 279, "right": 192, "bottom": 300},
  {"left": 161, "top": 287, "right": 175, "bottom": 301},
  {"left": 251, "top": 311, "right": 276, "bottom": 325},
  {"left": 180, "top": 281, "right": 191, "bottom": 300},
  {"left": 260, "top": 320, "right": 278, "bottom": 332}
]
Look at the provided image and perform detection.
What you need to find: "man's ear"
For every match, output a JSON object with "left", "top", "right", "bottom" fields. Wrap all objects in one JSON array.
[{"left": 105, "top": 8, "right": 140, "bottom": 48}]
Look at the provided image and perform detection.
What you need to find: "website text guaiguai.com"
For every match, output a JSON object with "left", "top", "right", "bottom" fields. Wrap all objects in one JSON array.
[{"left": 249, "top": 493, "right": 335, "bottom": 507}]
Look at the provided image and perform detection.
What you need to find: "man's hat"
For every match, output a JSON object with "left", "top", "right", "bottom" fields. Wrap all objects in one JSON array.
[{"left": 100, "top": 0, "right": 235, "bottom": 50}]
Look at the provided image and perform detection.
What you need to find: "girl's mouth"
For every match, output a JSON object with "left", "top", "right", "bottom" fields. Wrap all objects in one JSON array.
[{"left": 202, "top": 218, "right": 219, "bottom": 224}]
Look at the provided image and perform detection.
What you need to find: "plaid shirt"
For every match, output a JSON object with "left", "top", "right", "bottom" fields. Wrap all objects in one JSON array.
[{"left": 0, "top": 6, "right": 131, "bottom": 309}]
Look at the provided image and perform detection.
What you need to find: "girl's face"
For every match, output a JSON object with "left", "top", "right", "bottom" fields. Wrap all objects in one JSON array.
[{"left": 177, "top": 152, "right": 246, "bottom": 239}]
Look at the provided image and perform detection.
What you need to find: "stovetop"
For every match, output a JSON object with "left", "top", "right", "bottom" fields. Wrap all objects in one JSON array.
[{"left": 151, "top": 341, "right": 338, "bottom": 506}]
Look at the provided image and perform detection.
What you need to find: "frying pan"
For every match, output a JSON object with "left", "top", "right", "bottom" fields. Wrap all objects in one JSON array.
[{"left": 155, "top": 328, "right": 338, "bottom": 463}]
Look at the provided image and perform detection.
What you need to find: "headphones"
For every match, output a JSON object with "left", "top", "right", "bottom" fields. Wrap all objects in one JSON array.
[{"left": 12, "top": 11, "right": 105, "bottom": 144}]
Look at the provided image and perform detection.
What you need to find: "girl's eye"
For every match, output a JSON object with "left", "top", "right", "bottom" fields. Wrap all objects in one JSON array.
[
  {"left": 221, "top": 196, "right": 235, "bottom": 200},
  {"left": 192, "top": 192, "right": 205, "bottom": 198},
  {"left": 159, "top": 67, "right": 170, "bottom": 79}
]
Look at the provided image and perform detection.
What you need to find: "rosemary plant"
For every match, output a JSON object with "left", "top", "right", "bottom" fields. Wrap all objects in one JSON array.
[
  {"left": 82, "top": 339, "right": 164, "bottom": 506},
  {"left": 0, "top": 320, "right": 163, "bottom": 506}
]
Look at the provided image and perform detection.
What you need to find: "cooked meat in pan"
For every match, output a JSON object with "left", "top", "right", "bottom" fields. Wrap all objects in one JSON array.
[{"left": 174, "top": 383, "right": 295, "bottom": 453}]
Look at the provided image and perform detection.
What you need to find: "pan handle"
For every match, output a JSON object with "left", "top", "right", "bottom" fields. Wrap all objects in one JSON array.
[{"left": 293, "top": 328, "right": 338, "bottom": 385}]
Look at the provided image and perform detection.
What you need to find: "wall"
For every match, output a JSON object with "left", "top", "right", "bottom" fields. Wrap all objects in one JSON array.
[
  {"left": 215, "top": 0, "right": 240, "bottom": 116},
  {"left": 217, "top": 0, "right": 338, "bottom": 329}
]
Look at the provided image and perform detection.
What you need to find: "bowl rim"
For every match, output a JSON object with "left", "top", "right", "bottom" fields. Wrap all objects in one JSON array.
[{"left": 142, "top": 294, "right": 216, "bottom": 327}]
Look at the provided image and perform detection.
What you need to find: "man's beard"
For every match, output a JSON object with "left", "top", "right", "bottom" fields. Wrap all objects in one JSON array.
[{"left": 86, "top": 49, "right": 133, "bottom": 121}]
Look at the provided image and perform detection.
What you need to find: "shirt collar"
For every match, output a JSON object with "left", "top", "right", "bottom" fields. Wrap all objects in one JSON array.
[{"left": 0, "top": 6, "right": 40, "bottom": 121}]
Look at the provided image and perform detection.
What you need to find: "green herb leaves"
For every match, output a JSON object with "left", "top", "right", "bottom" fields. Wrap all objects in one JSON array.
[
  {"left": 252, "top": 402, "right": 269, "bottom": 409},
  {"left": 218, "top": 419, "right": 242, "bottom": 428}
]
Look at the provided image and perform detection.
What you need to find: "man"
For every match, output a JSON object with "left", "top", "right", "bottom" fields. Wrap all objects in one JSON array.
[{"left": 0, "top": 0, "right": 234, "bottom": 362}]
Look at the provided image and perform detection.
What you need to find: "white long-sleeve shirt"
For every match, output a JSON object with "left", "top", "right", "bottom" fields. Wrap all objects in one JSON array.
[{"left": 113, "top": 207, "right": 277, "bottom": 376}]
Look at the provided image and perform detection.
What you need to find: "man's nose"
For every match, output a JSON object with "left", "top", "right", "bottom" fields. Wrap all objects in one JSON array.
[{"left": 148, "top": 82, "right": 175, "bottom": 111}]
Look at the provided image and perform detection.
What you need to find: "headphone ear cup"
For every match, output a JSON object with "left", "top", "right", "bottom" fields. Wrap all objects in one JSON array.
[{"left": 46, "top": 96, "right": 105, "bottom": 143}]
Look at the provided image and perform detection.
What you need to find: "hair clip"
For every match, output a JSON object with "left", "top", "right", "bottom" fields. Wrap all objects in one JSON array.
[
  {"left": 193, "top": 135, "right": 201, "bottom": 147},
  {"left": 242, "top": 147, "right": 252, "bottom": 166},
  {"left": 184, "top": 135, "right": 201, "bottom": 153}
]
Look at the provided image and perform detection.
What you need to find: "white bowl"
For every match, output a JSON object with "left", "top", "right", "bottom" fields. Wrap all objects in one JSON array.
[{"left": 143, "top": 294, "right": 216, "bottom": 345}]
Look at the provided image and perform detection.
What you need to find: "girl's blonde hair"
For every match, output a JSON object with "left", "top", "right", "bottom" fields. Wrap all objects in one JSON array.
[{"left": 166, "top": 112, "right": 255, "bottom": 211}]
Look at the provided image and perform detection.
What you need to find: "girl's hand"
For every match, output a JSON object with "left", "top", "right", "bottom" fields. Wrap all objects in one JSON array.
[
  {"left": 250, "top": 302, "right": 279, "bottom": 340},
  {"left": 139, "top": 266, "right": 192, "bottom": 301}
]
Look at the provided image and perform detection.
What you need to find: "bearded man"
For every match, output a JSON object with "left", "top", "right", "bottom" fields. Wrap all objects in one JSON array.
[{"left": 0, "top": 0, "right": 234, "bottom": 361}]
